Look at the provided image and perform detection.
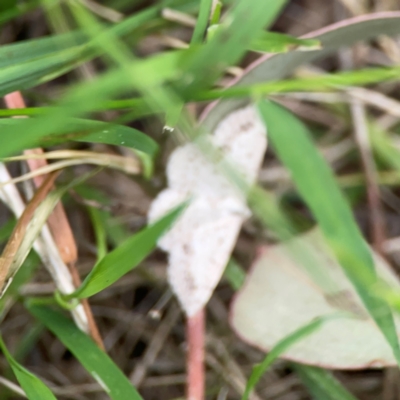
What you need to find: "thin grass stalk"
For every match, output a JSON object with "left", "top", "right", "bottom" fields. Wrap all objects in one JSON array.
[{"left": 3, "top": 91, "right": 104, "bottom": 349}]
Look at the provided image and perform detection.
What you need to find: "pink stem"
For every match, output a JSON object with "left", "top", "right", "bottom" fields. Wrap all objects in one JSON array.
[
  {"left": 4, "top": 92, "right": 26, "bottom": 109},
  {"left": 186, "top": 308, "right": 205, "bottom": 400}
]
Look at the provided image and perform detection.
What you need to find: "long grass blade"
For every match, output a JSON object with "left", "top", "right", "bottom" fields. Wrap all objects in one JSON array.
[
  {"left": 0, "top": 335, "right": 56, "bottom": 400},
  {"left": 182, "top": 0, "right": 289, "bottom": 94},
  {"left": 257, "top": 99, "right": 400, "bottom": 365},
  {"left": 72, "top": 202, "right": 187, "bottom": 299},
  {"left": 190, "top": 0, "right": 213, "bottom": 45},
  {"left": 26, "top": 304, "right": 144, "bottom": 400},
  {"left": 242, "top": 313, "right": 352, "bottom": 400},
  {"left": 293, "top": 364, "right": 358, "bottom": 400}
]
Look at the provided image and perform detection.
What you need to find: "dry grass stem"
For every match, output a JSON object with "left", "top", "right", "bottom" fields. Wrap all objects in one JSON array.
[
  {"left": 161, "top": 8, "right": 196, "bottom": 27},
  {"left": 130, "top": 304, "right": 181, "bottom": 386},
  {"left": 351, "top": 96, "right": 386, "bottom": 254}
]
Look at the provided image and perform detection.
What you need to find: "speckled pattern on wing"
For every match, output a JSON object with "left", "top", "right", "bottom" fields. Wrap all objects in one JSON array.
[{"left": 148, "top": 105, "right": 267, "bottom": 317}]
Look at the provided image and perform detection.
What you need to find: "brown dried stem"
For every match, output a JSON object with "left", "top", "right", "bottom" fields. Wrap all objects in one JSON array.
[
  {"left": 3, "top": 91, "right": 104, "bottom": 350},
  {"left": 351, "top": 96, "right": 387, "bottom": 255}
]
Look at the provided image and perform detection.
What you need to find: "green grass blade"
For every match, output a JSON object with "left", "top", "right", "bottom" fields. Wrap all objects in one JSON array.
[
  {"left": 0, "top": 335, "right": 56, "bottom": 400},
  {"left": 242, "top": 314, "right": 351, "bottom": 400},
  {"left": 190, "top": 0, "right": 213, "bottom": 45},
  {"left": 26, "top": 304, "right": 143, "bottom": 400},
  {"left": 0, "top": 0, "right": 16, "bottom": 11},
  {"left": 71, "top": 120, "right": 158, "bottom": 157},
  {"left": 18, "top": 0, "right": 194, "bottom": 63},
  {"left": 293, "top": 364, "right": 358, "bottom": 400},
  {"left": 201, "top": 14, "right": 400, "bottom": 134},
  {"left": 257, "top": 99, "right": 400, "bottom": 365},
  {"left": 104, "top": 0, "right": 193, "bottom": 38},
  {"left": 0, "top": 1, "right": 184, "bottom": 122},
  {"left": 198, "top": 66, "right": 400, "bottom": 101},
  {"left": 209, "top": 0, "right": 222, "bottom": 25},
  {"left": 249, "top": 31, "right": 320, "bottom": 53},
  {"left": 0, "top": 0, "right": 40, "bottom": 26},
  {"left": 0, "top": 46, "right": 90, "bottom": 98},
  {"left": 182, "top": 0, "right": 289, "bottom": 94},
  {"left": 0, "top": 0, "right": 197, "bottom": 68},
  {"left": 0, "top": 47, "right": 181, "bottom": 157},
  {"left": 0, "top": 0, "right": 186, "bottom": 76},
  {"left": 88, "top": 207, "right": 108, "bottom": 262},
  {"left": 224, "top": 259, "right": 246, "bottom": 291},
  {"left": 0, "top": 31, "right": 85, "bottom": 69},
  {"left": 72, "top": 202, "right": 187, "bottom": 299},
  {"left": 369, "top": 122, "right": 400, "bottom": 173},
  {"left": 0, "top": 116, "right": 158, "bottom": 159}
]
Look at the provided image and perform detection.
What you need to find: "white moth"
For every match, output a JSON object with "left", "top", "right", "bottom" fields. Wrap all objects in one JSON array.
[
  {"left": 148, "top": 105, "right": 267, "bottom": 317},
  {"left": 230, "top": 228, "right": 400, "bottom": 369}
]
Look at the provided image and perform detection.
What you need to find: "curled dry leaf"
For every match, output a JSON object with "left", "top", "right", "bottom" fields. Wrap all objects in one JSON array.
[
  {"left": 148, "top": 105, "right": 267, "bottom": 317},
  {"left": 1, "top": 150, "right": 140, "bottom": 188},
  {"left": 0, "top": 172, "right": 59, "bottom": 292},
  {"left": 4, "top": 92, "right": 104, "bottom": 344},
  {"left": 0, "top": 163, "right": 88, "bottom": 332},
  {"left": 231, "top": 228, "right": 400, "bottom": 370}
]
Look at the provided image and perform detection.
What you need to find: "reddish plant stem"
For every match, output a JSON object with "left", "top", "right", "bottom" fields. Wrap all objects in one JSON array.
[
  {"left": 3, "top": 91, "right": 105, "bottom": 350},
  {"left": 186, "top": 308, "right": 205, "bottom": 400}
]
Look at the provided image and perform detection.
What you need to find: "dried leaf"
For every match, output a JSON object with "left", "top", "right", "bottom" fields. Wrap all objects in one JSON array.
[
  {"left": 149, "top": 105, "right": 267, "bottom": 316},
  {"left": 0, "top": 163, "right": 88, "bottom": 332},
  {"left": 1, "top": 150, "right": 140, "bottom": 187},
  {"left": 0, "top": 172, "right": 59, "bottom": 293}
]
